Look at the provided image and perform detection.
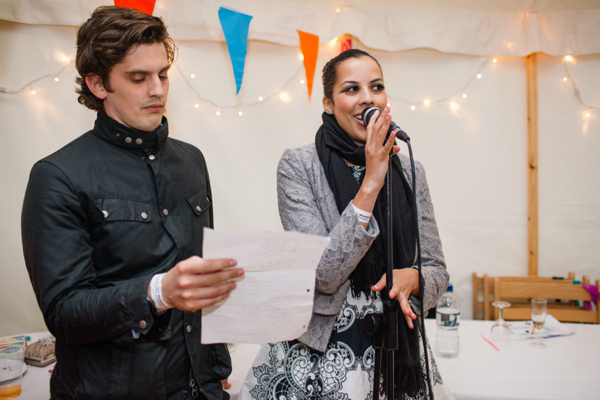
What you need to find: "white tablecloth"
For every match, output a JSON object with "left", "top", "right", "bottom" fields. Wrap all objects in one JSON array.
[
  {"left": 13, "top": 320, "right": 600, "bottom": 399},
  {"left": 424, "top": 319, "right": 600, "bottom": 400}
]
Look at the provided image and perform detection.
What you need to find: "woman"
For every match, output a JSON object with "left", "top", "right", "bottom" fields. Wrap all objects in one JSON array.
[{"left": 240, "top": 49, "right": 450, "bottom": 399}]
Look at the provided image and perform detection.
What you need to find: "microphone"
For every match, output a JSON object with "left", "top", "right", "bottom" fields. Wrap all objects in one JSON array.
[{"left": 361, "top": 107, "right": 410, "bottom": 142}]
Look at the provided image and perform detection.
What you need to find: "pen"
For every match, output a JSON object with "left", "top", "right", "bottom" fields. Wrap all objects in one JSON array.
[{"left": 480, "top": 334, "right": 501, "bottom": 352}]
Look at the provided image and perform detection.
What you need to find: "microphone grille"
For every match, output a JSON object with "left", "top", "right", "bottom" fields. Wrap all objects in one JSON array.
[{"left": 362, "top": 107, "right": 382, "bottom": 125}]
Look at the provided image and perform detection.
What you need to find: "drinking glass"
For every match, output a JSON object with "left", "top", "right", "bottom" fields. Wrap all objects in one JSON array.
[
  {"left": 0, "top": 345, "right": 24, "bottom": 399},
  {"left": 490, "top": 301, "right": 511, "bottom": 344},
  {"left": 530, "top": 298, "right": 548, "bottom": 348}
]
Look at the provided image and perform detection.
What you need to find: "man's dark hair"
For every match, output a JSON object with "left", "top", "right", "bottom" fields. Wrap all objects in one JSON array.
[
  {"left": 322, "top": 49, "right": 382, "bottom": 101},
  {"left": 75, "top": 6, "right": 177, "bottom": 111}
]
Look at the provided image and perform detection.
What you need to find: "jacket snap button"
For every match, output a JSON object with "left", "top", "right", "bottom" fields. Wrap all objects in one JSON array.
[
  {"left": 135, "top": 138, "right": 143, "bottom": 145},
  {"left": 102, "top": 210, "right": 109, "bottom": 219},
  {"left": 139, "top": 320, "right": 147, "bottom": 329},
  {"left": 186, "top": 325, "right": 192, "bottom": 333},
  {"left": 124, "top": 137, "right": 132, "bottom": 144},
  {"left": 195, "top": 206, "right": 201, "bottom": 212},
  {"left": 163, "top": 209, "right": 168, "bottom": 216},
  {"left": 148, "top": 155, "right": 155, "bottom": 160},
  {"left": 141, "top": 212, "right": 148, "bottom": 220}
]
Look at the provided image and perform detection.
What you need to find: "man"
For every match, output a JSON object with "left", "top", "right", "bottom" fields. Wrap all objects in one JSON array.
[{"left": 21, "top": 6, "right": 243, "bottom": 399}]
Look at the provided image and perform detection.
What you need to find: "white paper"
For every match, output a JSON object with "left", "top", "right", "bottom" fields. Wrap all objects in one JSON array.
[
  {"left": 201, "top": 228, "right": 329, "bottom": 344},
  {"left": 482, "top": 314, "right": 575, "bottom": 342},
  {"left": 503, "top": 314, "right": 574, "bottom": 340}
]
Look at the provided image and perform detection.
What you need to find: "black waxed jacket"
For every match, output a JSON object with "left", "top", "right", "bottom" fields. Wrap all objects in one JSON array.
[{"left": 21, "top": 113, "right": 231, "bottom": 399}]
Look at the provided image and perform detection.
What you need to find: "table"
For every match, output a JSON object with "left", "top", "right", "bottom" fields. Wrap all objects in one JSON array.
[
  {"left": 424, "top": 319, "right": 600, "bottom": 400},
  {"left": 13, "top": 321, "right": 600, "bottom": 399},
  {"left": 3, "top": 332, "right": 54, "bottom": 400}
]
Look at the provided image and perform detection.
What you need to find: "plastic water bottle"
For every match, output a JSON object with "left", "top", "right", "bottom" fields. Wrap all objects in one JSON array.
[{"left": 435, "top": 283, "right": 460, "bottom": 358}]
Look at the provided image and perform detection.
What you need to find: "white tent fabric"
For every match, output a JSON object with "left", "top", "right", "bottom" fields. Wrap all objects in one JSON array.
[
  {"left": 0, "top": 1, "right": 599, "bottom": 338},
  {"left": 1, "top": 0, "right": 600, "bottom": 56}
]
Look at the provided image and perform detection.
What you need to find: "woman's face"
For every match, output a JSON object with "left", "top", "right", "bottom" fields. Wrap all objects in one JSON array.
[{"left": 323, "top": 56, "right": 388, "bottom": 146}]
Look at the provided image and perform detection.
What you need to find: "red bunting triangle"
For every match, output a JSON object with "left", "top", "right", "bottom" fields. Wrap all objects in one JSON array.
[
  {"left": 297, "top": 30, "right": 319, "bottom": 100},
  {"left": 114, "top": 0, "right": 156, "bottom": 15}
]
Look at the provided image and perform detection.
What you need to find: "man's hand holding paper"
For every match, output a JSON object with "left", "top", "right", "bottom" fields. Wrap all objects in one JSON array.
[{"left": 201, "top": 228, "right": 329, "bottom": 344}]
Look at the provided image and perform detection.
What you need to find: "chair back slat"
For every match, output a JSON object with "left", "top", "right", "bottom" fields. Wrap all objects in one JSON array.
[{"left": 472, "top": 272, "right": 598, "bottom": 324}]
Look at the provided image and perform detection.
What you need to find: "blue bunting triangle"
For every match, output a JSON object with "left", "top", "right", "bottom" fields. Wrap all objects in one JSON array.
[{"left": 218, "top": 7, "right": 253, "bottom": 95}]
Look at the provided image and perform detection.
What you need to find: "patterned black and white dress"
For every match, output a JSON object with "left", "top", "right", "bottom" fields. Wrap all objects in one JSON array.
[{"left": 239, "top": 290, "right": 452, "bottom": 400}]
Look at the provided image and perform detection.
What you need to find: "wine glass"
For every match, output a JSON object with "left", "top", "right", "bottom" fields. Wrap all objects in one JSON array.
[
  {"left": 490, "top": 301, "right": 511, "bottom": 344},
  {"left": 530, "top": 298, "right": 548, "bottom": 348}
]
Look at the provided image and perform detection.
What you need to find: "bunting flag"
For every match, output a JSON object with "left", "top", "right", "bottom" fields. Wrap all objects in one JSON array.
[
  {"left": 114, "top": 0, "right": 156, "bottom": 15},
  {"left": 297, "top": 30, "right": 319, "bottom": 100},
  {"left": 340, "top": 34, "right": 353, "bottom": 53},
  {"left": 218, "top": 7, "right": 253, "bottom": 95}
]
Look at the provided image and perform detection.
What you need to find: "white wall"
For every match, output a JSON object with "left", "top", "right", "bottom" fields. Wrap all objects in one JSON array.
[{"left": 1, "top": 19, "right": 599, "bottom": 336}]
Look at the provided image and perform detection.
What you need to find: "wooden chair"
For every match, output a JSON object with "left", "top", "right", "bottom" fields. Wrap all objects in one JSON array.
[
  {"left": 493, "top": 276, "right": 599, "bottom": 323},
  {"left": 472, "top": 272, "right": 493, "bottom": 320},
  {"left": 472, "top": 272, "right": 576, "bottom": 321}
]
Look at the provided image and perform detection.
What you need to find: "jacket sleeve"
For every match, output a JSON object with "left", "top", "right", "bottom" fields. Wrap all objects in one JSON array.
[
  {"left": 277, "top": 148, "right": 380, "bottom": 295},
  {"left": 412, "top": 160, "right": 449, "bottom": 311},
  {"left": 21, "top": 161, "right": 164, "bottom": 346}
]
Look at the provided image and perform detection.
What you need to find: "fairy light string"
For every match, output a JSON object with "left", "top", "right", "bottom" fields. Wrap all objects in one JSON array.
[
  {"left": 562, "top": 56, "right": 599, "bottom": 120},
  {"left": 0, "top": 0, "right": 596, "bottom": 121}
]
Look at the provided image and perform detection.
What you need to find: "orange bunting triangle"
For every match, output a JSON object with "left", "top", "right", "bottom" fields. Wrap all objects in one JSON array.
[
  {"left": 297, "top": 30, "right": 319, "bottom": 100},
  {"left": 114, "top": 0, "right": 156, "bottom": 15}
]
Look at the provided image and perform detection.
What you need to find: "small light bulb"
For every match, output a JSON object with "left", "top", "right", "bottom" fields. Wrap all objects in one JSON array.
[
  {"left": 238, "top": 110, "right": 243, "bottom": 116},
  {"left": 258, "top": 96, "right": 264, "bottom": 102},
  {"left": 585, "top": 109, "right": 591, "bottom": 118},
  {"left": 462, "top": 93, "right": 467, "bottom": 99},
  {"left": 279, "top": 92, "right": 290, "bottom": 103},
  {"left": 195, "top": 103, "right": 200, "bottom": 109},
  {"left": 216, "top": 109, "right": 221, "bottom": 116},
  {"left": 190, "top": 74, "right": 195, "bottom": 79},
  {"left": 410, "top": 105, "right": 416, "bottom": 111},
  {"left": 53, "top": 76, "right": 59, "bottom": 82},
  {"left": 564, "top": 55, "right": 573, "bottom": 62},
  {"left": 476, "top": 73, "right": 482, "bottom": 79},
  {"left": 29, "top": 86, "right": 36, "bottom": 95},
  {"left": 492, "top": 58, "right": 498, "bottom": 63},
  {"left": 563, "top": 75, "right": 568, "bottom": 82},
  {"left": 328, "top": 37, "right": 339, "bottom": 47},
  {"left": 336, "top": 7, "right": 341, "bottom": 13},
  {"left": 299, "top": 53, "right": 304, "bottom": 61},
  {"left": 424, "top": 100, "right": 430, "bottom": 107},
  {"left": 300, "top": 79, "right": 305, "bottom": 85}
]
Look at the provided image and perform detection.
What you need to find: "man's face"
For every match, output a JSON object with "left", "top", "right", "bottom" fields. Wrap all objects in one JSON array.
[{"left": 99, "top": 42, "right": 170, "bottom": 132}]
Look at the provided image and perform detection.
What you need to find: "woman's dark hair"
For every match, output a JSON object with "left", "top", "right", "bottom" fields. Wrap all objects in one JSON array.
[
  {"left": 322, "top": 49, "right": 382, "bottom": 100},
  {"left": 75, "top": 6, "right": 177, "bottom": 111}
]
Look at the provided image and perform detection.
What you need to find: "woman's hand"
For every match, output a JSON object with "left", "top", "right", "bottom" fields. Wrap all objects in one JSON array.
[
  {"left": 362, "top": 106, "right": 399, "bottom": 193},
  {"left": 353, "top": 107, "right": 400, "bottom": 223},
  {"left": 371, "top": 268, "right": 420, "bottom": 329}
]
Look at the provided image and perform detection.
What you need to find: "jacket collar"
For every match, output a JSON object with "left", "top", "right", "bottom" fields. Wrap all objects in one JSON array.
[{"left": 92, "top": 112, "right": 169, "bottom": 153}]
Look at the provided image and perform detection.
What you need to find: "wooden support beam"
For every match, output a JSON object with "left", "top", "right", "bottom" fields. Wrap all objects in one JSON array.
[{"left": 526, "top": 53, "right": 539, "bottom": 276}]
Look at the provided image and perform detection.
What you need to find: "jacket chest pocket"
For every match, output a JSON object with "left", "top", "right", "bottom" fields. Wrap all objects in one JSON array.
[
  {"left": 94, "top": 197, "right": 154, "bottom": 223},
  {"left": 186, "top": 188, "right": 211, "bottom": 217}
]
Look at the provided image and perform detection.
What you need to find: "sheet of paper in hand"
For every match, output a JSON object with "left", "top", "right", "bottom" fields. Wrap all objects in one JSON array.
[{"left": 201, "top": 228, "right": 329, "bottom": 344}]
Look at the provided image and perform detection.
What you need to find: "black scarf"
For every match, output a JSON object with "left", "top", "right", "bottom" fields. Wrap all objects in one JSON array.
[{"left": 315, "top": 112, "right": 425, "bottom": 398}]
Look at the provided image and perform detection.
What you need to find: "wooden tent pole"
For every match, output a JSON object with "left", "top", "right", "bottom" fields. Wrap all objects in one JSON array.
[{"left": 526, "top": 53, "right": 539, "bottom": 276}]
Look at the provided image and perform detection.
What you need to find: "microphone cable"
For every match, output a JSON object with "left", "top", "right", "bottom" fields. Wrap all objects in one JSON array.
[{"left": 404, "top": 137, "right": 434, "bottom": 400}]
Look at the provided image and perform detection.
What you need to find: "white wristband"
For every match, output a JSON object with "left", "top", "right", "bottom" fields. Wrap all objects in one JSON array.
[
  {"left": 352, "top": 202, "right": 372, "bottom": 224},
  {"left": 150, "top": 273, "right": 171, "bottom": 311}
]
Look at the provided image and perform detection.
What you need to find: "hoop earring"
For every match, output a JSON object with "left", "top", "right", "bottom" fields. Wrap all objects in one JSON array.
[{"left": 326, "top": 110, "right": 333, "bottom": 115}]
